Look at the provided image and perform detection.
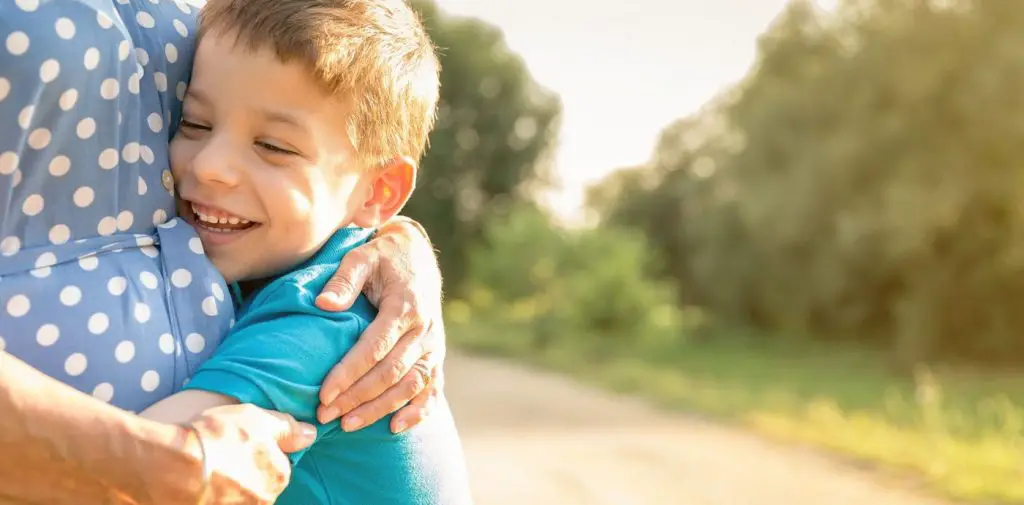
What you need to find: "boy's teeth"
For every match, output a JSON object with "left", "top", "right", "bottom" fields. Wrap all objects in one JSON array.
[{"left": 189, "top": 202, "right": 252, "bottom": 229}]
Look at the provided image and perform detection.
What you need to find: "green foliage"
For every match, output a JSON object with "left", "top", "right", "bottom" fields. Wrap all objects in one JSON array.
[
  {"left": 465, "top": 203, "right": 566, "bottom": 302},
  {"left": 405, "top": 1, "right": 562, "bottom": 293},
  {"left": 462, "top": 204, "right": 685, "bottom": 355},
  {"left": 589, "top": 0, "right": 1024, "bottom": 367}
]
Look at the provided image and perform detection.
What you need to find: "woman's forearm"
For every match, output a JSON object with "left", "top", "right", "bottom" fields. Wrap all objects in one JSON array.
[{"left": 0, "top": 352, "right": 204, "bottom": 505}]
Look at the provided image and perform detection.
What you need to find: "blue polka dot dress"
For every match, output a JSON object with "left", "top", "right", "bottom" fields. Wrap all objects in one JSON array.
[{"left": 0, "top": 0, "right": 234, "bottom": 412}]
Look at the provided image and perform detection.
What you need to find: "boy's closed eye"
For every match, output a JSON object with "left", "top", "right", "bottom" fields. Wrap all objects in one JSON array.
[
  {"left": 256, "top": 140, "right": 299, "bottom": 156},
  {"left": 180, "top": 119, "right": 301, "bottom": 157},
  {"left": 179, "top": 118, "right": 210, "bottom": 132}
]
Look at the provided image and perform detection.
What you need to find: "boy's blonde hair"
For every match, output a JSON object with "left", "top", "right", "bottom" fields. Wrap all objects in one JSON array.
[{"left": 199, "top": 0, "right": 441, "bottom": 167}]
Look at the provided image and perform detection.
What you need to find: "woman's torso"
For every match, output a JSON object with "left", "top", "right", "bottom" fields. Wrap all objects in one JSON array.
[{"left": 0, "top": 0, "right": 232, "bottom": 412}]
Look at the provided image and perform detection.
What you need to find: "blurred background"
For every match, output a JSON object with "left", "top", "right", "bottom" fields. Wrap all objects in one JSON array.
[{"left": 408, "top": 0, "right": 1024, "bottom": 503}]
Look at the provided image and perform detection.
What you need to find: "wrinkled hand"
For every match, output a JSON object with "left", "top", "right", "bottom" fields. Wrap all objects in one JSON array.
[
  {"left": 314, "top": 217, "right": 446, "bottom": 433},
  {"left": 189, "top": 404, "right": 317, "bottom": 504}
]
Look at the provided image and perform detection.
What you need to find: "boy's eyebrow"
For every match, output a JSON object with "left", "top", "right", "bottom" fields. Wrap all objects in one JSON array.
[
  {"left": 183, "top": 87, "right": 309, "bottom": 132},
  {"left": 259, "top": 109, "right": 309, "bottom": 131}
]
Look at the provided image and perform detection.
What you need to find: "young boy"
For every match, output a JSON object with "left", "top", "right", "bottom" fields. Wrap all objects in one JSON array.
[{"left": 139, "top": 0, "right": 472, "bottom": 503}]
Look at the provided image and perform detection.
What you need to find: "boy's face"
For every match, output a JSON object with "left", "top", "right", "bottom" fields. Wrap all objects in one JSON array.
[{"left": 170, "top": 31, "right": 371, "bottom": 283}]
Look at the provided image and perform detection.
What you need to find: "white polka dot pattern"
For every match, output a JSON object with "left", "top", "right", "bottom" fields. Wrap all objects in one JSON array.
[{"left": 0, "top": 1, "right": 233, "bottom": 413}]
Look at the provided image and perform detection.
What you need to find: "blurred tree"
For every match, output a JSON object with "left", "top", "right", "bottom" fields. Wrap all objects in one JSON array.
[
  {"left": 468, "top": 203, "right": 684, "bottom": 354},
  {"left": 406, "top": 1, "right": 562, "bottom": 293},
  {"left": 590, "top": 0, "right": 1024, "bottom": 368}
]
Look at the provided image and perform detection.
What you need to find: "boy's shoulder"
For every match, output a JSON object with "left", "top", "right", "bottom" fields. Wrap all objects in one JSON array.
[{"left": 238, "top": 227, "right": 378, "bottom": 329}]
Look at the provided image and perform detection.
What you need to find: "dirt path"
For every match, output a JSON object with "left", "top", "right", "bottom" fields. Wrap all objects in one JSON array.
[{"left": 444, "top": 351, "right": 953, "bottom": 505}]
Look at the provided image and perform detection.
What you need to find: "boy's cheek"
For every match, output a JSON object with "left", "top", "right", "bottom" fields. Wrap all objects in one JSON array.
[{"left": 168, "top": 136, "right": 185, "bottom": 171}]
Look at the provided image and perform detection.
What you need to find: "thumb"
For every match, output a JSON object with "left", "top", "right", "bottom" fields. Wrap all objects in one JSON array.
[
  {"left": 267, "top": 412, "right": 318, "bottom": 453},
  {"left": 316, "top": 252, "right": 371, "bottom": 312}
]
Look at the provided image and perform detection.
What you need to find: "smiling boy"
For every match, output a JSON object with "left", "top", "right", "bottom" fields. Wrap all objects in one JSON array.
[{"left": 138, "top": 0, "right": 472, "bottom": 503}]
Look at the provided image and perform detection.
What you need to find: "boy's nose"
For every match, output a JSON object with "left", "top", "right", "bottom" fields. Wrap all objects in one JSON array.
[{"left": 192, "top": 145, "right": 242, "bottom": 188}]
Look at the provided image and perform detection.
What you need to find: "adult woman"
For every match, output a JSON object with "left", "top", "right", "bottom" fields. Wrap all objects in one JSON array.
[{"left": 0, "top": 0, "right": 445, "bottom": 502}]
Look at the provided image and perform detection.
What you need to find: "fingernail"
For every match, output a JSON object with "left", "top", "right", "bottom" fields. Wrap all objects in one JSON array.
[
  {"left": 342, "top": 416, "right": 363, "bottom": 432},
  {"left": 319, "top": 406, "right": 340, "bottom": 423},
  {"left": 316, "top": 293, "right": 342, "bottom": 309},
  {"left": 392, "top": 421, "right": 407, "bottom": 434},
  {"left": 299, "top": 423, "right": 318, "bottom": 441},
  {"left": 320, "top": 388, "right": 340, "bottom": 405}
]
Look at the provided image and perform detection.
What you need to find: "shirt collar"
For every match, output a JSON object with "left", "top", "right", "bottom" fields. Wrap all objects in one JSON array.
[
  {"left": 229, "top": 226, "right": 377, "bottom": 307},
  {"left": 301, "top": 226, "right": 377, "bottom": 270}
]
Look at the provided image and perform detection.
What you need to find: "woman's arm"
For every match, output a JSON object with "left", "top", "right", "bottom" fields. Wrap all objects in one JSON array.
[
  {"left": 315, "top": 216, "right": 447, "bottom": 434},
  {"left": 0, "top": 351, "right": 314, "bottom": 505},
  {"left": 0, "top": 351, "right": 202, "bottom": 504}
]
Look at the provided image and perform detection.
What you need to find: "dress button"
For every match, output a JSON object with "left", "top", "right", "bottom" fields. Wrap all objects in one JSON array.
[{"left": 161, "top": 170, "right": 174, "bottom": 193}]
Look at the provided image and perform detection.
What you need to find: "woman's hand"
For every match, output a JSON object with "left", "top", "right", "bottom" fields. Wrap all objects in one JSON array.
[
  {"left": 0, "top": 350, "right": 318, "bottom": 505},
  {"left": 187, "top": 404, "right": 317, "bottom": 504},
  {"left": 314, "top": 217, "right": 446, "bottom": 434}
]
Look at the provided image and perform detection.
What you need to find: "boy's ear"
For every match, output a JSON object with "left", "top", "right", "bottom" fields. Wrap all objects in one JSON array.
[{"left": 351, "top": 156, "right": 417, "bottom": 228}]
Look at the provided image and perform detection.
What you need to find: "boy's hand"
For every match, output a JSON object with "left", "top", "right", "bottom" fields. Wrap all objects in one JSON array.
[{"left": 315, "top": 217, "right": 445, "bottom": 433}]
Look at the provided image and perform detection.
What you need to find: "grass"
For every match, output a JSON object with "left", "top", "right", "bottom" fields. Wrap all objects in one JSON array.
[{"left": 446, "top": 305, "right": 1024, "bottom": 504}]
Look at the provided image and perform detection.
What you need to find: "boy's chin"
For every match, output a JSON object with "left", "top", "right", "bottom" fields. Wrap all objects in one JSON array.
[{"left": 214, "top": 257, "right": 285, "bottom": 284}]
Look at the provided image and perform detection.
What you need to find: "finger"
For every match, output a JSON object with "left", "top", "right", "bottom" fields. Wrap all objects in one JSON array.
[
  {"left": 341, "top": 359, "right": 433, "bottom": 433},
  {"left": 315, "top": 247, "right": 376, "bottom": 312},
  {"left": 253, "top": 443, "right": 294, "bottom": 498},
  {"left": 320, "top": 325, "right": 424, "bottom": 424},
  {"left": 320, "top": 327, "right": 424, "bottom": 425},
  {"left": 318, "top": 301, "right": 413, "bottom": 409},
  {"left": 428, "top": 362, "right": 445, "bottom": 392},
  {"left": 262, "top": 410, "right": 318, "bottom": 453},
  {"left": 390, "top": 368, "right": 442, "bottom": 433}
]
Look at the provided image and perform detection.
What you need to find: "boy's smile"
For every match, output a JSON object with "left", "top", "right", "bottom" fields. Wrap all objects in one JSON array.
[{"left": 183, "top": 200, "right": 260, "bottom": 247}]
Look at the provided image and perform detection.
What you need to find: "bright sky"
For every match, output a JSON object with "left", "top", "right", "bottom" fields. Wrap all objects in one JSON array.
[{"left": 434, "top": 0, "right": 797, "bottom": 224}]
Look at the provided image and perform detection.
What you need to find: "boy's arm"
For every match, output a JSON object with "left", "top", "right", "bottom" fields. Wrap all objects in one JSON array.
[
  {"left": 141, "top": 390, "right": 239, "bottom": 425},
  {"left": 181, "top": 292, "right": 470, "bottom": 503},
  {"left": 181, "top": 305, "right": 365, "bottom": 468},
  {"left": 182, "top": 289, "right": 366, "bottom": 427}
]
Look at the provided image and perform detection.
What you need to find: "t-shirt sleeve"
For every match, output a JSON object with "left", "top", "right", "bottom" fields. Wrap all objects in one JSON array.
[
  {"left": 186, "top": 284, "right": 473, "bottom": 504},
  {"left": 183, "top": 283, "right": 365, "bottom": 434}
]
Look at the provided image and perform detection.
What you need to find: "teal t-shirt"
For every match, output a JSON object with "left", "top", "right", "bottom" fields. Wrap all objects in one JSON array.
[{"left": 184, "top": 227, "right": 473, "bottom": 505}]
